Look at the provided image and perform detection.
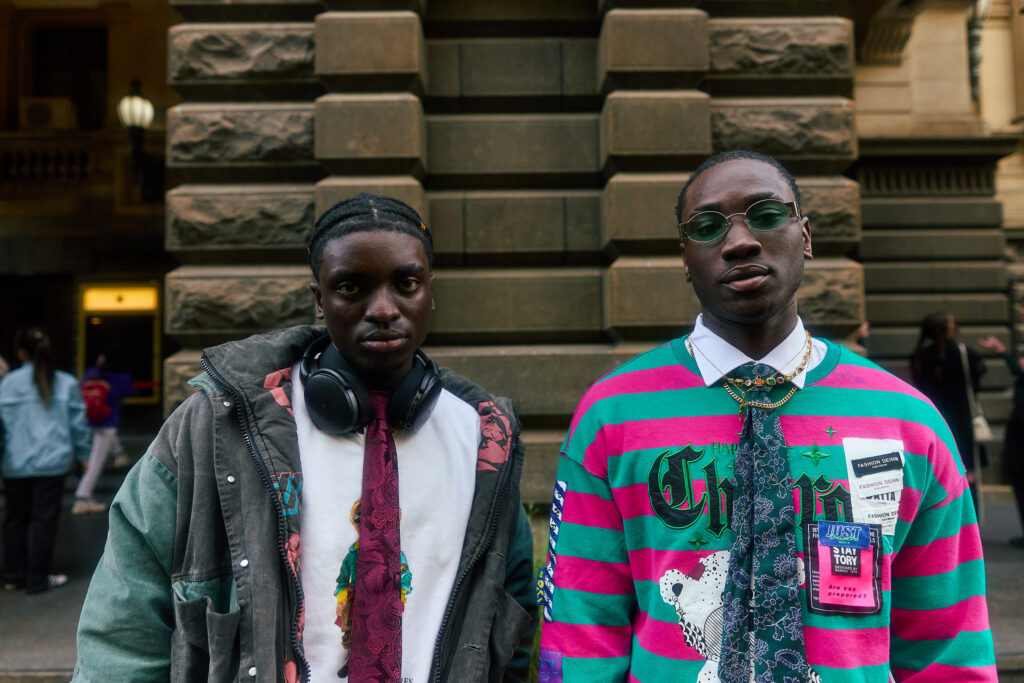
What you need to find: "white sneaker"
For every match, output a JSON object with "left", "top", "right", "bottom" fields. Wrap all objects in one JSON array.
[
  {"left": 25, "top": 574, "right": 68, "bottom": 594},
  {"left": 71, "top": 498, "right": 107, "bottom": 515}
]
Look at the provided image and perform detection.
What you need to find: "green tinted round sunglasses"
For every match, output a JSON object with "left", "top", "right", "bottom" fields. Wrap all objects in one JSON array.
[{"left": 678, "top": 198, "right": 800, "bottom": 244}]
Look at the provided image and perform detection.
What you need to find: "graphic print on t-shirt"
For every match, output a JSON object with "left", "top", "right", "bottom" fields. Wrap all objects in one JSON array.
[
  {"left": 659, "top": 551, "right": 729, "bottom": 682},
  {"left": 335, "top": 499, "right": 413, "bottom": 678}
]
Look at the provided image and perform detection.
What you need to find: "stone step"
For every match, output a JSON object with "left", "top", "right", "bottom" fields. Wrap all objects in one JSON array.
[
  {"left": 602, "top": 173, "right": 860, "bottom": 256},
  {"left": 315, "top": 93, "right": 425, "bottom": 176},
  {"left": 166, "top": 100, "right": 861, "bottom": 184},
  {"left": 166, "top": 184, "right": 316, "bottom": 261},
  {"left": 316, "top": 12, "right": 426, "bottom": 92},
  {"left": 164, "top": 342, "right": 652, "bottom": 420},
  {"left": 427, "top": 38, "right": 599, "bottom": 108},
  {"left": 861, "top": 197, "right": 1003, "bottom": 228},
  {"left": 710, "top": 97, "right": 856, "bottom": 174},
  {"left": 168, "top": 23, "right": 319, "bottom": 100},
  {"left": 605, "top": 256, "right": 862, "bottom": 339},
  {"left": 863, "top": 261, "right": 1009, "bottom": 292},
  {"left": 164, "top": 265, "right": 611, "bottom": 346},
  {"left": 693, "top": 0, "right": 852, "bottom": 18},
  {"left": 430, "top": 267, "right": 606, "bottom": 343},
  {"left": 167, "top": 182, "right": 605, "bottom": 265},
  {"left": 165, "top": 175, "right": 859, "bottom": 263},
  {"left": 598, "top": 9, "right": 708, "bottom": 91},
  {"left": 520, "top": 429, "right": 565, "bottom": 503},
  {"left": 164, "top": 265, "right": 315, "bottom": 347},
  {"left": 601, "top": 90, "right": 712, "bottom": 174},
  {"left": 426, "top": 113, "right": 602, "bottom": 187},
  {"left": 865, "top": 293, "right": 1009, "bottom": 326},
  {"left": 427, "top": 189, "right": 603, "bottom": 265},
  {"left": 167, "top": 103, "right": 318, "bottom": 182},
  {"left": 859, "top": 229, "right": 1006, "bottom": 261},
  {"left": 312, "top": 177, "right": 428, "bottom": 237},
  {"left": 875, "top": 358, "right": 1012, "bottom": 391},
  {"left": 163, "top": 17, "right": 857, "bottom": 101},
  {"left": 170, "top": 0, "right": 321, "bottom": 22},
  {"left": 705, "top": 17, "right": 853, "bottom": 96},
  {"left": 424, "top": 0, "right": 599, "bottom": 28},
  {"left": 0, "top": 673, "right": 73, "bottom": 683},
  {"left": 864, "top": 325, "right": 1010, "bottom": 358}
]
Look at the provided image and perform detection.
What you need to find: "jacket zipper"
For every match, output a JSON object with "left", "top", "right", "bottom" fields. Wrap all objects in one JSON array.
[
  {"left": 201, "top": 354, "right": 311, "bottom": 683},
  {"left": 428, "top": 423, "right": 522, "bottom": 683}
]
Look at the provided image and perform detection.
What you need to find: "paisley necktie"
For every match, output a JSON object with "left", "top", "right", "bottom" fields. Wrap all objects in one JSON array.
[
  {"left": 348, "top": 391, "right": 403, "bottom": 682},
  {"left": 719, "top": 362, "right": 811, "bottom": 683}
]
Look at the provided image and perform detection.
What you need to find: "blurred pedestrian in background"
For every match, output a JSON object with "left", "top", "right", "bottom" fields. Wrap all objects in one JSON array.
[
  {"left": 0, "top": 327, "right": 91, "bottom": 593},
  {"left": 72, "top": 352, "right": 132, "bottom": 515},
  {"left": 910, "top": 311, "right": 987, "bottom": 503},
  {"left": 980, "top": 316, "right": 1024, "bottom": 548}
]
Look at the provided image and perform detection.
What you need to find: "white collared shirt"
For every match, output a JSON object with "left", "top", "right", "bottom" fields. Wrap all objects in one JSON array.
[{"left": 687, "top": 314, "right": 828, "bottom": 388}]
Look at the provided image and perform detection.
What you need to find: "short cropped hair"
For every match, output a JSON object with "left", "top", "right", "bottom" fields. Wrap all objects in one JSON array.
[{"left": 674, "top": 150, "right": 802, "bottom": 224}]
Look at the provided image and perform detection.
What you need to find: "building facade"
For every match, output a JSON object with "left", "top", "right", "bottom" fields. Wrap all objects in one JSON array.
[{"left": 1, "top": 0, "right": 1020, "bottom": 498}]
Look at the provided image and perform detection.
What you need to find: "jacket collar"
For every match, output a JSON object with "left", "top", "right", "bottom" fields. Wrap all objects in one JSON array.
[{"left": 202, "top": 325, "right": 324, "bottom": 390}]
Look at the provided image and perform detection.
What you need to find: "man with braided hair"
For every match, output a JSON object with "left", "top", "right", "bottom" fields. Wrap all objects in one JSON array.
[
  {"left": 539, "top": 151, "right": 996, "bottom": 681},
  {"left": 74, "top": 193, "right": 537, "bottom": 682}
]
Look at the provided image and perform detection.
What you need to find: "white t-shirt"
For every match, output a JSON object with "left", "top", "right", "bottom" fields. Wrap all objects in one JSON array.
[{"left": 293, "top": 365, "right": 480, "bottom": 683}]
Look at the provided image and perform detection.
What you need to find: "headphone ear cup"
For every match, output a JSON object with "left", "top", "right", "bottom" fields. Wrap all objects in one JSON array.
[
  {"left": 300, "top": 336, "right": 372, "bottom": 436},
  {"left": 388, "top": 351, "right": 442, "bottom": 432},
  {"left": 304, "top": 369, "right": 371, "bottom": 437}
]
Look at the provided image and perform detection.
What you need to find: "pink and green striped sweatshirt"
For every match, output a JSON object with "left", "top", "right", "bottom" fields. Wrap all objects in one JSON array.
[{"left": 538, "top": 336, "right": 996, "bottom": 682}]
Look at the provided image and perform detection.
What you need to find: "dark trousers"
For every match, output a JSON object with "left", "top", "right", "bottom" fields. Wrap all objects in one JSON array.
[
  {"left": 1003, "top": 405, "right": 1024, "bottom": 535},
  {"left": 2, "top": 475, "right": 65, "bottom": 592}
]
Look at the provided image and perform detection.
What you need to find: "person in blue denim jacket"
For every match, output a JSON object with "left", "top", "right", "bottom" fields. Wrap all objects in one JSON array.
[{"left": 0, "top": 326, "right": 91, "bottom": 594}]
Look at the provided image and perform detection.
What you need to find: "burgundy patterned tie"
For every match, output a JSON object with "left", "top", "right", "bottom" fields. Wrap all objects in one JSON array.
[{"left": 348, "top": 391, "right": 403, "bottom": 682}]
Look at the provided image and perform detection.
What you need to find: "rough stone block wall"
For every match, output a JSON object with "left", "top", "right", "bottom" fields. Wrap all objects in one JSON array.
[
  {"left": 165, "top": 1, "right": 324, "bottom": 413},
  {"left": 164, "top": 1, "right": 863, "bottom": 502}
]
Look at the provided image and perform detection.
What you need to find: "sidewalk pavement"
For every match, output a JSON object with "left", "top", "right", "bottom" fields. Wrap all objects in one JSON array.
[{"left": 1, "top": 484, "right": 1024, "bottom": 681}]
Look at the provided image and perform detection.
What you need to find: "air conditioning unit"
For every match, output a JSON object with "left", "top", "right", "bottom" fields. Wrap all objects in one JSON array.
[{"left": 19, "top": 97, "right": 78, "bottom": 130}]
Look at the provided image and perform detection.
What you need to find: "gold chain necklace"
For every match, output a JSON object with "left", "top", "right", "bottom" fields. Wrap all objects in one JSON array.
[{"left": 687, "top": 332, "right": 813, "bottom": 415}]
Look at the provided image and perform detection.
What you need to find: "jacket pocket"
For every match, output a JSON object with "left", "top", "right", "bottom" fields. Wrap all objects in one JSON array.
[
  {"left": 488, "top": 590, "right": 533, "bottom": 682},
  {"left": 171, "top": 593, "right": 241, "bottom": 683}
]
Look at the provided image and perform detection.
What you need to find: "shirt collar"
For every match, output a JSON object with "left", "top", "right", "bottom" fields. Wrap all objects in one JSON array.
[{"left": 687, "top": 315, "right": 822, "bottom": 389}]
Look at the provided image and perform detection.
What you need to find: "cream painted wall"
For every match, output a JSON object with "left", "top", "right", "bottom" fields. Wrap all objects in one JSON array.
[
  {"left": 855, "top": 0, "right": 984, "bottom": 137},
  {"left": 978, "top": 1, "right": 1018, "bottom": 130},
  {"left": 977, "top": 0, "right": 1024, "bottom": 228}
]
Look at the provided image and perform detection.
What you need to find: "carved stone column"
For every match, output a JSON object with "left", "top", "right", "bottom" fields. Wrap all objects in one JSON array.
[{"left": 165, "top": 4, "right": 323, "bottom": 410}]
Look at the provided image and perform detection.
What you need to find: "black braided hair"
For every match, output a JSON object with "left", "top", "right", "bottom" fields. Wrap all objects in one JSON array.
[
  {"left": 308, "top": 193, "right": 434, "bottom": 279},
  {"left": 674, "top": 149, "right": 802, "bottom": 225}
]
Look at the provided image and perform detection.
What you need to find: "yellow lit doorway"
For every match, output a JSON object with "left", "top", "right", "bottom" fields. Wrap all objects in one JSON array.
[{"left": 78, "top": 283, "right": 161, "bottom": 404}]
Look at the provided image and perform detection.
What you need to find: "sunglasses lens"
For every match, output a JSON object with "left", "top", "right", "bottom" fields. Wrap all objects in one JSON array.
[
  {"left": 684, "top": 213, "right": 728, "bottom": 242},
  {"left": 746, "top": 200, "right": 793, "bottom": 231}
]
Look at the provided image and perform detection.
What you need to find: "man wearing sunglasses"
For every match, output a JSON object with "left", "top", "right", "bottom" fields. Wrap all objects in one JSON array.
[{"left": 538, "top": 150, "right": 995, "bottom": 682}]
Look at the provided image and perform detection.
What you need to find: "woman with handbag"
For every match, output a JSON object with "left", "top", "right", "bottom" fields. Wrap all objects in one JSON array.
[
  {"left": 980, "top": 330, "right": 1024, "bottom": 547},
  {"left": 910, "top": 312, "right": 987, "bottom": 506}
]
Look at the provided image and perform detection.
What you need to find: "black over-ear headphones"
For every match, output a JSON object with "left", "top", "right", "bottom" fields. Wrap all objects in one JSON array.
[{"left": 300, "top": 335, "right": 442, "bottom": 437}]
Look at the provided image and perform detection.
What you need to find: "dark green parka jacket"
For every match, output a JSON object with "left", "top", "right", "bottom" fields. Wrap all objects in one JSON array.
[{"left": 73, "top": 326, "right": 538, "bottom": 682}]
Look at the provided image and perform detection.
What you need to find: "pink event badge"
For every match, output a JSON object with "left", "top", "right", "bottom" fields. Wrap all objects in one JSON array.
[{"left": 805, "top": 521, "right": 883, "bottom": 616}]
